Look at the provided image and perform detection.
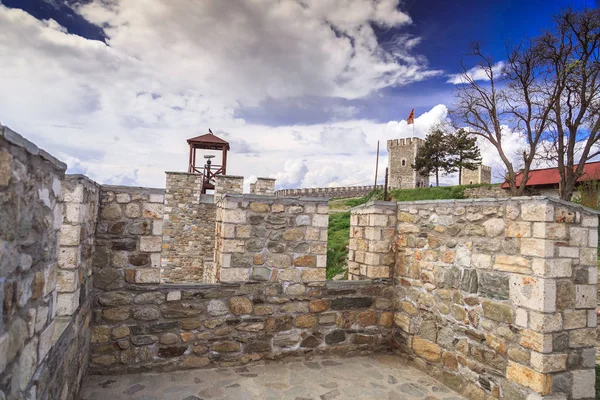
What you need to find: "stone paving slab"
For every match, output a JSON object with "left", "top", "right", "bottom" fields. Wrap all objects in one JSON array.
[{"left": 81, "top": 354, "right": 465, "bottom": 400}]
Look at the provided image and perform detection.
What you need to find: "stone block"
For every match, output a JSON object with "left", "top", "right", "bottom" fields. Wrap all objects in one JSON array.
[
  {"left": 135, "top": 269, "right": 160, "bottom": 284},
  {"left": 142, "top": 203, "right": 163, "bottom": 219},
  {"left": 471, "top": 253, "right": 492, "bottom": 269},
  {"left": 515, "top": 308, "right": 528, "bottom": 327},
  {"left": 301, "top": 269, "right": 325, "bottom": 282},
  {"left": 529, "top": 352, "right": 567, "bottom": 373},
  {"left": 528, "top": 311, "right": 562, "bottom": 333},
  {"left": 481, "top": 300, "right": 514, "bottom": 323},
  {"left": 494, "top": 255, "right": 530, "bottom": 274},
  {"left": 557, "top": 246, "right": 578, "bottom": 258},
  {"left": 0, "top": 333, "right": 8, "bottom": 374},
  {"left": 60, "top": 224, "right": 81, "bottom": 246},
  {"left": 505, "top": 221, "right": 532, "bottom": 238},
  {"left": 312, "top": 214, "right": 328, "bottom": 227},
  {"left": 520, "top": 329, "right": 553, "bottom": 353},
  {"left": 140, "top": 236, "right": 162, "bottom": 252},
  {"left": 58, "top": 247, "right": 79, "bottom": 269},
  {"left": 574, "top": 285, "right": 595, "bottom": 309},
  {"left": 531, "top": 259, "right": 572, "bottom": 278},
  {"left": 14, "top": 337, "right": 38, "bottom": 392},
  {"left": 521, "top": 202, "right": 553, "bottom": 222},
  {"left": 579, "top": 248, "right": 596, "bottom": 266},
  {"left": 116, "top": 193, "right": 131, "bottom": 203},
  {"left": 412, "top": 337, "right": 441, "bottom": 362},
  {"left": 219, "top": 268, "right": 250, "bottom": 282},
  {"left": 510, "top": 275, "right": 556, "bottom": 312},
  {"left": 152, "top": 220, "right": 163, "bottom": 235},
  {"left": 520, "top": 238, "right": 554, "bottom": 258},
  {"left": 571, "top": 369, "right": 595, "bottom": 399},
  {"left": 569, "top": 227, "right": 588, "bottom": 247},
  {"left": 563, "top": 310, "right": 587, "bottom": 329},
  {"left": 166, "top": 291, "right": 181, "bottom": 302},
  {"left": 569, "top": 328, "right": 596, "bottom": 348},
  {"left": 56, "top": 290, "right": 80, "bottom": 316},
  {"left": 149, "top": 193, "right": 165, "bottom": 203},
  {"left": 506, "top": 361, "right": 552, "bottom": 394}
]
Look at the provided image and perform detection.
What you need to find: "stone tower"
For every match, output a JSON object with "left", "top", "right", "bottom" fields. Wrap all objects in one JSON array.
[
  {"left": 387, "top": 138, "right": 429, "bottom": 189},
  {"left": 460, "top": 165, "right": 492, "bottom": 185}
]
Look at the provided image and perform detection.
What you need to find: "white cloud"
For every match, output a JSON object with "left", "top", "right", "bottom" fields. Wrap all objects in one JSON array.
[
  {"left": 446, "top": 61, "right": 505, "bottom": 85},
  {"left": 0, "top": 2, "right": 449, "bottom": 190}
]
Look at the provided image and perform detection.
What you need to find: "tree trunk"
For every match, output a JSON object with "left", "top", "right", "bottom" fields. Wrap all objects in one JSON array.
[{"left": 435, "top": 169, "right": 439, "bottom": 187}]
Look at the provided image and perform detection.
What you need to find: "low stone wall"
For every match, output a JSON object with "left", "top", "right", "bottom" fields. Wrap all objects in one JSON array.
[
  {"left": 463, "top": 185, "right": 510, "bottom": 199},
  {"left": 94, "top": 185, "right": 165, "bottom": 288},
  {"left": 390, "top": 197, "right": 597, "bottom": 400},
  {"left": 89, "top": 280, "right": 393, "bottom": 374},
  {"left": 162, "top": 172, "right": 216, "bottom": 283},
  {"left": 250, "top": 177, "right": 276, "bottom": 195},
  {"left": 348, "top": 201, "right": 396, "bottom": 280},
  {"left": 215, "top": 194, "right": 328, "bottom": 282},
  {"left": 0, "top": 126, "right": 93, "bottom": 400},
  {"left": 275, "top": 184, "right": 384, "bottom": 199}
]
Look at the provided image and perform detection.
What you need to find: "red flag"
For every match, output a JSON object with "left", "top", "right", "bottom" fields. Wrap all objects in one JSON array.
[{"left": 407, "top": 108, "right": 415, "bottom": 125}]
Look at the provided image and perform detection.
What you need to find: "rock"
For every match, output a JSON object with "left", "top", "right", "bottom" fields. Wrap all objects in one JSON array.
[
  {"left": 273, "top": 333, "right": 301, "bottom": 348},
  {"left": 357, "top": 310, "right": 377, "bottom": 326},
  {"left": 265, "top": 316, "right": 293, "bottom": 332},
  {"left": 131, "top": 335, "right": 158, "bottom": 346},
  {"left": 412, "top": 337, "right": 441, "bottom": 362},
  {"left": 159, "top": 333, "right": 179, "bottom": 345},
  {"left": 111, "top": 325, "right": 130, "bottom": 340},
  {"left": 134, "top": 292, "right": 165, "bottom": 305},
  {"left": 325, "top": 330, "right": 345, "bottom": 345},
  {"left": 245, "top": 340, "right": 270, "bottom": 353},
  {"left": 183, "top": 356, "right": 210, "bottom": 368},
  {"left": 112, "top": 239, "right": 136, "bottom": 251},
  {"left": 133, "top": 307, "right": 161, "bottom": 321},
  {"left": 101, "top": 204, "right": 122, "bottom": 220},
  {"left": 293, "top": 256, "right": 316, "bottom": 267},
  {"left": 309, "top": 299, "right": 329, "bottom": 313},
  {"left": 128, "top": 254, "right": 150, "bottom": 267},
  {"left": 94, "top": 268, "right": 124, "bottom": 290},
  {"left": 158, "top": 346, "right": 187, "bottom": 358},
  {"left": 211, "top": 341, "right": 240, "bottom": 352},
  {"left": 295, "top": 314, "right": 318, "bottom": 328},
  {"left": 103, "top": 307, "right": 131, "bottom": 321},
  {"left": 99, "top": 291, "right": 133, "bottom": 306},
  {"left": 477, "top": 272, "right": 509, "bottom": 300},
  {"left": 481, "top": 300, "right": 513, "bottom": 323},
  {"left": 91, "top": 326, "right": 110, "bottom": 344},
  {"left": 460, "top": 269, "right": 478, "bottom": 293},
  {"left": 330, "top": 297, "right": 374, "bottom": 310},
  {"left": 228, "top": 297, "right": 253, "bottom": 315},
  {"left": 207, "top": 300, "right": 229, "bottom": 316},
  {"left": 300, "top": 335, "right": 321, "bottom": 348},
  {"left": 285, "top": 284, "right": 305, "bottom": 296},
  {"left": 251, "top": 267, "right": 271, "bottom": 281}
]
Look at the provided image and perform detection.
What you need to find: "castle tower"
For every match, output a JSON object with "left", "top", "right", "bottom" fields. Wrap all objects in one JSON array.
[
  {"left": 460, "top": 165, "right": 492, "bottom": 185},
  {"left": 387, "top": 138, "right": 429, "bottom": 189}
]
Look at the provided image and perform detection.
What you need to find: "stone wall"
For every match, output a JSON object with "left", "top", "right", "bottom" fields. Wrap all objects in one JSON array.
[
  {"left": 461, "top": 166, "right": 493, "bottom": 185},
  {"left": 215, "top": 195, "right": 328, "bottom": 283},
  {"left": 162, "top": 172, "right": 216, "bottom": 283},
  {"left": 58, "top": 175, "right": 100, "bottom": 316},
  {"left": 250, "top": 177, "right": 276, "bottom": 195},
  {"left": 89, "top": 280, "right": 393, "bottom": 374},
  {"left": 94, "top": 185, "right": 165, "bottom": 288},
  {"left": 463, "top": 185, "right": 510, "bottom": 199},
  {"left": 389, "top": 197, "right": 597, "bottom": 400},
  {"left": 348, "top": 201, "right": 396, "bottom": 280},
  {"left": 275, "top": 184, "right": 384, "bottom": 199},
  {"left": 0, "top": 126, "right": 93, "bottom": 399}
]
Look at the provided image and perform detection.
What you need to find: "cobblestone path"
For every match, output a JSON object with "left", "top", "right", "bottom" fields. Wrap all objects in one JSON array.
[{"left": 81, "top": 354, "right": 465, "bottom": 400}]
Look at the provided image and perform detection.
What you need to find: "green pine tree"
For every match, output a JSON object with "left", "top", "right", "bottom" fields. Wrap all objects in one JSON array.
[
  {"left": 412, "top": 128, "right": 454, "bottom": 186},
  {"left": 447, "top": 129, "right": 482, "bottom": 184}
]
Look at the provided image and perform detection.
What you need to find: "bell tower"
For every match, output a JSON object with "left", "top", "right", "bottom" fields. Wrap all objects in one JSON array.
[{"left": 187, "top": 130, "right": 230, "bottom": 193}]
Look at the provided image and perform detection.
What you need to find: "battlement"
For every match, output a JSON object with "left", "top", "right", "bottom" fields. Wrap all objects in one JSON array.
[
  {"left": 275, "top": 184, "right": 386, "bottom": 198},
  {"left": 480, "top": 165, "right": 492, "bottom": 172},
  {"left": 387, "top": 137, "right": 425, "bottom": 148}
]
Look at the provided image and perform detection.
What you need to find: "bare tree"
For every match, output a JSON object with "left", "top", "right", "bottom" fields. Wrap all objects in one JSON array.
[
  {"left": 536, "top": 9, "right": 600, "bottom": 200},
  {"left": 453, "top": 9, "right": 600, "bottom": 200}
]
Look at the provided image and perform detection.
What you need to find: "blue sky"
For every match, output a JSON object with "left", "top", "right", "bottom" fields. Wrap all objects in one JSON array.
[{"left": 0, "top": 0, "right": 595, "bottom": 188}]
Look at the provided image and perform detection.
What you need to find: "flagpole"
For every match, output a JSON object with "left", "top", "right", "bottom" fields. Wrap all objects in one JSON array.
[{"left": 374, "top": 141, "right": 380, "bottom": 188}]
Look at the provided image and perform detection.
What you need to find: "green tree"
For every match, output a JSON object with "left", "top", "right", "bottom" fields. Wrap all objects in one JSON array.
[
  {"left": 447, "top": 129, "right": 482, "bottom": 184},
  {"left": 413, "top": 127, "right": 453, "bottom": 186}
]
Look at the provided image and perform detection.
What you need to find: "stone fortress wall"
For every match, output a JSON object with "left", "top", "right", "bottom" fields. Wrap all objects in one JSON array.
[
  {"left": 1, "top": 124, "right": 598, "bottom": 400},
  {"left": 275, "top": 184, "right": 385, "bottom": 198}
]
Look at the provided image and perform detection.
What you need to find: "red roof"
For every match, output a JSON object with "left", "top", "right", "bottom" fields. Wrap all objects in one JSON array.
[
  {"left": 501, "top": 161, "right": 600, "bottom": 188},
  {"left": 187, "top": 133, "right": 230, "bottom": 150}
]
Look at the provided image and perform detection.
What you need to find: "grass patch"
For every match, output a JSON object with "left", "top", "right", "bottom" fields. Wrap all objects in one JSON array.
[{"left": 326, "top": 211, "right": 351, "bottom": 279}]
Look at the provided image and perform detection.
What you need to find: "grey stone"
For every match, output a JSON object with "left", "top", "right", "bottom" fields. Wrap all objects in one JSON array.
[
  {"left": 330, "top": 297, "right": 374, "bottom": 310},
  {"left": 94, "top": 268, "right": 124, "bottom": 290},
  {"left": 207, "top": 300, "right": 229, "bottom": 316},
  {"left": 98, "top": 291, "right": 134, "bottom": 306},
  {"left": 131, "top": 335, "right": 158, "bottom": 346},
  {"left": 134, "top": 306, "right": 161, "bottom": 321},
  {"left": 251, "top": 267, "right": 271, "bottom": 281},
  {"left": 460, "top": 269, "right": 478, "bottom": 293},
  {"left": 477, "top": 272, "right": 509, "bottom": 300},
  {"left": 325, "top": 330, "right": 345, "bottom": 345}
]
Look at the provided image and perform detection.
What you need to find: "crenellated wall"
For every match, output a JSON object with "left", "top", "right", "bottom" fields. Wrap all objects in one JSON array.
[
  {"left": 275, "top": 184, "right": 385, "bottom": 199},
  {"left": 215, "top": 194, "right": 329, "bottom": 283}
]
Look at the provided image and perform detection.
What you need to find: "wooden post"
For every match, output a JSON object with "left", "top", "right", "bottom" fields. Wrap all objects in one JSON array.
[
  {"left": 374, "top": 140, "right": 379, "bottom": 188},
  {"left": 188, "top": 144, "right": 193, "bottom": 172},
  {"left": 383, "top": 167, "right": 389, "bottom": 201},
  {"left": 222, "top": 146, "right": 228, "bottom": 175}
]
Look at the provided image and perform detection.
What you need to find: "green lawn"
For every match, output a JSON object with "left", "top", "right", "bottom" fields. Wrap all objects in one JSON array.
[{"left": 325, "top": 185, "right": 495, "bottom": 279}]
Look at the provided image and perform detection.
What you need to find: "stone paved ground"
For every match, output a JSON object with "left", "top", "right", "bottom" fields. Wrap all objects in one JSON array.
[{"left": 81, "top": 354, "right": 465, "bottom": 400}]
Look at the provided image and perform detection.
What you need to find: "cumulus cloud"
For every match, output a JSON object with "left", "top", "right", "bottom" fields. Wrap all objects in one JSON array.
[
  {"left": 446, "top": 61, "right": 505, "bottom": 85},
  {"left": 0, "top": 1, "right": 449, "bottom": 189}
]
